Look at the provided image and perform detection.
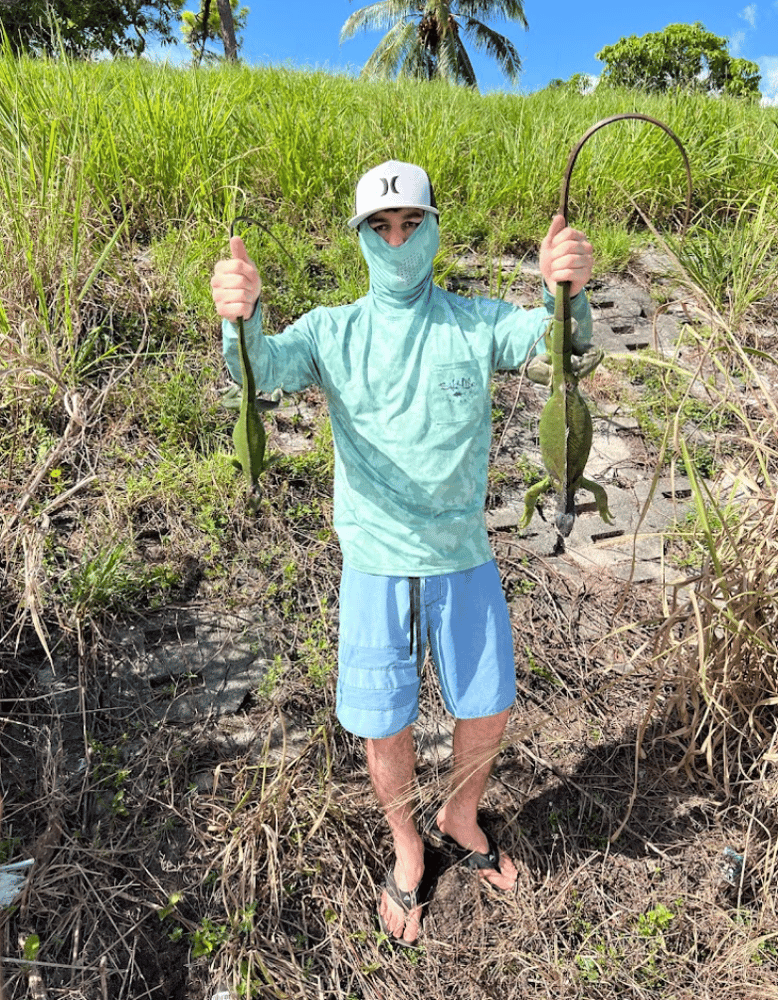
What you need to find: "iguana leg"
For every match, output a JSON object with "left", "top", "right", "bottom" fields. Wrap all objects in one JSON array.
[
  {"left": 525, "top": 346, "right": 605, "bottom": 387},
  {"left": 520, "top": 477, "right": 552, "bottom": 529},
  {"left": 579, "top": 477, "right": 614, "bottom": 525},
  {"left": 572, "top": 346, "right": 605, "bottom": 379}
]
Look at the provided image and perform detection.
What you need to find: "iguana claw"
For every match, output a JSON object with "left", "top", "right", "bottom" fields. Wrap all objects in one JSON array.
[
  {"left": 579, "top": 477, "right": 614, "bottom": 526},
  {"left": 520, "top": 476, "right": 552, "bottom": 529}
]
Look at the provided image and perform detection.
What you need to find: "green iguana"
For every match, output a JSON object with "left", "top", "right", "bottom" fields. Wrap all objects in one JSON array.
[
  {"left": 230, "top": 313, "right": 277, "bottom": 499},
  {"left": 519, "top": 112, "right": 693, "bottom": 539},
  {"left": 227, "top": 215, "right": 289, "bottom": 505},
  {"left": 520, "top": 280, "right": 612, "bottom": 538}
]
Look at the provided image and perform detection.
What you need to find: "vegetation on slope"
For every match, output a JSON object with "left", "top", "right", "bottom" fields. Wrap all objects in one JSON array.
[{"left": 1, "top": 52, "right": 777, "bottom": 998}]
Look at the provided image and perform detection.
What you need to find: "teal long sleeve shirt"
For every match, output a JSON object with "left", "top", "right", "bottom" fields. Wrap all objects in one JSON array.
[{"left": 223, "top": 281, "right": 592, "bottom": 577}]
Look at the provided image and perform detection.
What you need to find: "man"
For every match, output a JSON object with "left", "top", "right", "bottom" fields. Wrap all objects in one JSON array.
[{"left": 212, "top": 160, "right": 594, "bottom": 945}]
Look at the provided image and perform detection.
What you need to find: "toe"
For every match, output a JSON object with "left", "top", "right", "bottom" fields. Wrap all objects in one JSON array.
[
  {"left": 379, "top": 891, "right": 402, "bottom": 938},
  {"left": 401, "top": 903, "right": 422, "bottom": 944},
  {"left": 478, "top": 851, "right": 518, "bottom": 890},
  {"left": 380, "top": 889, "right": 421, "bottom": 943}
]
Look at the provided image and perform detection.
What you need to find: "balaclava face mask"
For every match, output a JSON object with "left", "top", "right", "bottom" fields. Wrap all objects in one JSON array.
[{"left": 358, "top": 212, "right": 440, "bottom": 306}]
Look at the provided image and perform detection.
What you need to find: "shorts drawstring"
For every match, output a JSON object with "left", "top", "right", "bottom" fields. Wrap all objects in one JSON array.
[{"left": 408, "top": 577, "right": 422, "bottom": 676}]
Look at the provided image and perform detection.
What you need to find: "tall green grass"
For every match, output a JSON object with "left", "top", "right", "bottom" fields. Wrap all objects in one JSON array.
[
  {"left": 1, "top": 53, "right": 776, "bottom": 255},
  {"left": 1, "top": 48, "right": 777, "bottom": 644},
  {"left": 0, "top": 51, "right": 774, "bottom": 377}
]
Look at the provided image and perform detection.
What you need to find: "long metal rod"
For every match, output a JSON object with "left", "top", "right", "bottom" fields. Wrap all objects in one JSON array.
[{"left": 558, "top": 113, "right": 694, "bottom": 230}]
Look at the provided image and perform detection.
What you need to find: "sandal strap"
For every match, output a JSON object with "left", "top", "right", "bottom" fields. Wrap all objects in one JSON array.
[
  {"left": 462, "top": 829, "right": 500, "bottom": 872},
  {"left": 384, "top": 869, "right": 420, "bottom": 912},
  {"left": 427, "top": 818, "right": 502, "bottom": 872}
]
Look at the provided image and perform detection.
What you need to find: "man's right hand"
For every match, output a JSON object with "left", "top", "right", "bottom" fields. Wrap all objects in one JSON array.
[{"left": 211, "top": 236, "right": 262, "bottom": 322}]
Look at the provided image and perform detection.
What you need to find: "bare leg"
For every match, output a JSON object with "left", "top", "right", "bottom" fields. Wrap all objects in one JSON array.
[
  {"left": 435, "top": 708, "right": 518, "bottom": 889},
  {"left": 366, "top": 726, "right": 425, "bottom": 943}
]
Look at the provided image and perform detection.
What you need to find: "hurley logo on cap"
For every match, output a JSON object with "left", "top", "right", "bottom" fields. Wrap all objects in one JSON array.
[{"left": 348, "top": 159, "right": 439, "bottom": 229}]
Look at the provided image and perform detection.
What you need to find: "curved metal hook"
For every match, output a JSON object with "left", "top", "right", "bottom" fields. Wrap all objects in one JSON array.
[
  {"left": 229, "top": 214, "right": 299, "bottom": 268},
  {"left": 558, "top": 113, "right": 693, "bottom": 234}
]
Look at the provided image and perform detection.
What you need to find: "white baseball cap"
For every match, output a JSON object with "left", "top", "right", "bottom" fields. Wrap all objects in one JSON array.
[{"left": 348, "top": 159, "right": 439, "bottom": 229}]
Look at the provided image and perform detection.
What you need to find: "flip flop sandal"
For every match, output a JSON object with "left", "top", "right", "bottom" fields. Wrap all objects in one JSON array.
[
  {"left": 426, "top": 819, "right": 502, "bottom": 873},
  {"left": 378, "top": 869, "right": 424, "bottom": 948}
]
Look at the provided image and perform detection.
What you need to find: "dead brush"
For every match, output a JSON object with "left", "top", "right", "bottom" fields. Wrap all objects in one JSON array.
[
  {"left": 655, "top": 488, "right": 778, "bottom": 797},
  {"left": 651, "top": 213, "right": 778, "bottom": 794},
  {"left": 620, "top": 216, "right": 778, "bottom": 920}
]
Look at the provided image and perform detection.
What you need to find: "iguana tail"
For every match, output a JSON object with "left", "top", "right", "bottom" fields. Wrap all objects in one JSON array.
[{"left": 555, "top": 493, "right": 576, "bottom": 538}]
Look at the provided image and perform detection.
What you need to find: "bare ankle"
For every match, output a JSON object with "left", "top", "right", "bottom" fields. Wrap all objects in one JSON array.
[
  {"left": 436, "top": 803, "right": 486, "bottom": 853},
  {"left": 390, "top": 830, "right": 425, "bottom": 891}
]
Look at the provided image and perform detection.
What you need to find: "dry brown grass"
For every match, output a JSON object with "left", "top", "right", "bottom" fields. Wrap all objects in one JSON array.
[
  {"left": 3, "top": 305, "right": 778, "bottom": 998},
  {"left": 3, "top": 497, "right": 778, "bottom": 998}
]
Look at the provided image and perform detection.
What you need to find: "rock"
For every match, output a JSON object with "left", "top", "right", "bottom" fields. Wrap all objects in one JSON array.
[{"left": 106, "top": 609, "right": 274, "bottom": 722}]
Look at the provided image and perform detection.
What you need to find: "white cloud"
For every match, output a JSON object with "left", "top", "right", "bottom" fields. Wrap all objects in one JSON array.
[
  {"left": 758, "top": 54, "right": 778, "bottom": 104},
  {"left": 730, "top": 30, "right": 746, "bottom": 56},
  {"left": 740, "top": 4, "right": 758, "bottom": 28}
]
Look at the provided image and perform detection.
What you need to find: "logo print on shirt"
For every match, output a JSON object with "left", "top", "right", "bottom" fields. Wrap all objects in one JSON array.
[
  {"left": 438, "top": 376, "right": 476, "bottom": 398},
  {"left": 379, "top": 176, "right": 400, "bottom": 196}
]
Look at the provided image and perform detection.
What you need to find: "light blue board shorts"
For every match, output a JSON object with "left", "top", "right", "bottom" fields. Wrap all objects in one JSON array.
[{"left": 337, "top": 559, "right": 516, "bottom": 739}]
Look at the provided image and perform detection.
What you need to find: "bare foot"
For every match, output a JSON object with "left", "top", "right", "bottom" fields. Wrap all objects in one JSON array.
[
  {"left": 434, "top": 808, "right": 518, "bottom": 890},
  {"left": 378, "top": 836, "right": 425, "bottom": 944}
]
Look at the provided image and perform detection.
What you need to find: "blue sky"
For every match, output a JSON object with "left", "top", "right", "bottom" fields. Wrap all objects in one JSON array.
[{"left": 168, "top": 1, "right": 778, "bottom": 104}]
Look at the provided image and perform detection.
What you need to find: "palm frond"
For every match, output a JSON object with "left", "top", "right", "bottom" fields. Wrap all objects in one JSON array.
[
  {"left": 400, "top": 42, "right": 436, "bottom": 81},
  {"left": 434, "top": 9, "right": 463, "bottom": 83},
  {"left": 460, "top": 16, "right": 522, "bottom": 82},
  {"left": 454, "top": 33, "right": 478, "bottom": 87},
  {"left": 359, "top": 18, "right": 421, "bottom": 79},
  {"left": 455, "top": 0, "right": 528, "bottom": 28},
  {"left": 340, "top": 0, "right": 421, "bottom": 42}
]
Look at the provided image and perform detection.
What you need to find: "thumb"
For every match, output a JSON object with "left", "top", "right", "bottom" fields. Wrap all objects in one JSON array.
[
  {"left": 230, "top": 235, "right": 250, "bottom": 262},
  {"left": 542, "top": 214, "right": 567, "bottom": 249}
]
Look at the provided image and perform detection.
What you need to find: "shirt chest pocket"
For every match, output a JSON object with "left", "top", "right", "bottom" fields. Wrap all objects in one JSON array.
[{"left": 428, "top": 360, "right": 486, "bottom": 426}]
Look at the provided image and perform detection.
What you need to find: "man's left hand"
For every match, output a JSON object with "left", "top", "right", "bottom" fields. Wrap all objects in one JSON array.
[{"left": 539, "top": 215, "right": 593, "bottom": 297}]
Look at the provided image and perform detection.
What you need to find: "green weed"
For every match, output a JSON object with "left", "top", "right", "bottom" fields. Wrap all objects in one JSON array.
[
  {"left": 638, "top": 902, "right": 676, "bottom": 937},
  {"left": 57, "top": 540, "right": 176, "bottom": 616},
  {"left": 191, "top": 916, "right": 231, "bottom": 958},
  {"left": 257, "top": 654, "right": 285, "bottom": 699},
  {"left": 607, "top": 351, "right": 737, "bottom": 474}
]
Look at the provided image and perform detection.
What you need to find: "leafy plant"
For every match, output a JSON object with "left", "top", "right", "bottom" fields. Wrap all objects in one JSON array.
[
  {"left": 638, "top": 902, "right": 676, "bottom": 937},
  {"left": 59, "top": 541, "right": 177, "bottom": 616},
  {"left": 191, "top": 917, "right": 231, "bottom": 958},
  {"left": 180, "top": 0, "right": 249, "bottom": 64},
  {"left": 596, "top": 22, "right": 761, "bottom": 99}
]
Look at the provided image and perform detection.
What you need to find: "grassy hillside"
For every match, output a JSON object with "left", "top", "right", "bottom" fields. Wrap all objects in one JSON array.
[
  {"left": 2, "top": 54, "right": 776, "bottom": 621},
  {"left": 1, "top": 52, "right": 777, "bottom": 999}
]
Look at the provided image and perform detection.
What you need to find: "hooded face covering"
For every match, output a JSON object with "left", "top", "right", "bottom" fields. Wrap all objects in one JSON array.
[{"left": 358, "top": 212, "right": 440, "bottom": 306}]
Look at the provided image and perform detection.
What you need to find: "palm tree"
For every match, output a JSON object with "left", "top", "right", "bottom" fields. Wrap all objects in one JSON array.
[
  {"left": 215, "top": 0, "right": 239, "bottom": 61},
  {"left": 181, "top": 0, "right": 248, "bottom": 64},
  {"left": 339, "top": 1, "right": 528, "bottom": 88}
]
